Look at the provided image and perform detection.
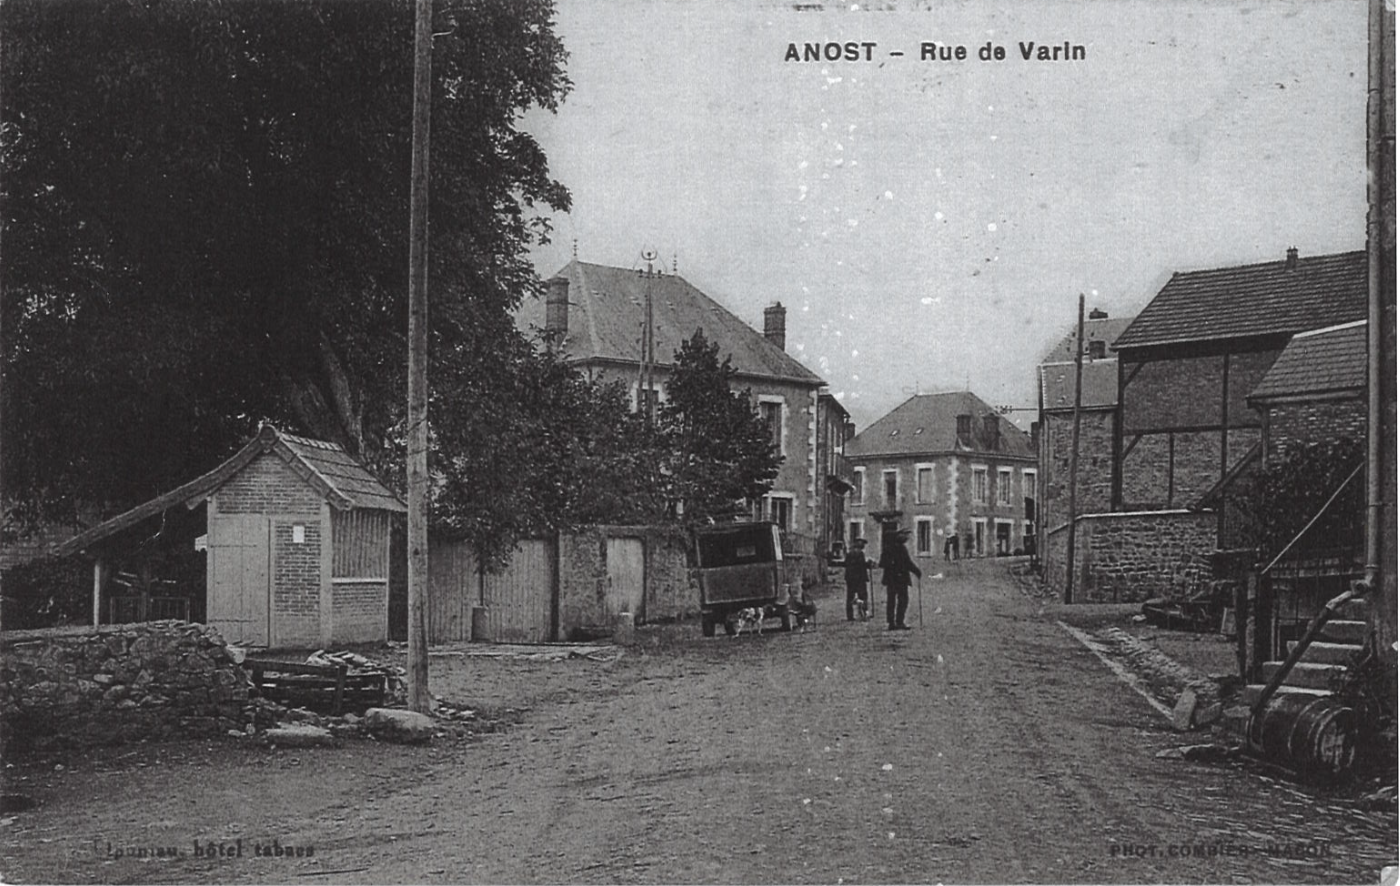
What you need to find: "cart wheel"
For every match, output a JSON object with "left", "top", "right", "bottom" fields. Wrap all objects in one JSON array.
[{"left": 701, "top": 614, "right": 716, "bottom": 637}]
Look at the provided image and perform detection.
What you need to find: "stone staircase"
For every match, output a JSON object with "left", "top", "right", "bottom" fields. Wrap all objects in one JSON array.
[{"left": 1242, "top": 596, "right": 1370, "bottom": 707}]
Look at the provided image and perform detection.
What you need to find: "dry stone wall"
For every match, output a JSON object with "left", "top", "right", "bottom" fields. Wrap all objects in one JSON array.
[
  {"left": 1, "top": 620, "right": 251, "bottom": 754},
  {"left": 1043, "top": 510, "right": 1216, "bottom": 603}
]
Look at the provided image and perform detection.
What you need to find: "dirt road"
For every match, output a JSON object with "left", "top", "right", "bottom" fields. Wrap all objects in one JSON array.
[{"left": 3, "top": 560, "right": 1395, "bottom": 884}]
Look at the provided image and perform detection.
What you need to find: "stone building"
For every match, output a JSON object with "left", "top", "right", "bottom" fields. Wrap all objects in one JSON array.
[
  {"left": 515, "top": 259, "right": 834, "bottom": 549},
  {"left": 1246, "top": 319, "right": 1368, "bottom": 464},
  {"left": 1048, "top": 248, "right": 1368, "bottom": 602},
  {"left": 816, "top": 391, "right": 856, "bottom": 561},
  {"left": 845, "top": 392, "right": 1036, "bottom": 563},
  {"left": 1035, "top": 311, "right": 1134, "bottom": 545},
  {"left": 1112, "top": 248, "right": 1367, "bottom": 520}
]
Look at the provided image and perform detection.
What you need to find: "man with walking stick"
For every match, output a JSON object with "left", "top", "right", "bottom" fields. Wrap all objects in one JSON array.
[{"left": 878, "top": 526, "right": 921, "bottom": 631}]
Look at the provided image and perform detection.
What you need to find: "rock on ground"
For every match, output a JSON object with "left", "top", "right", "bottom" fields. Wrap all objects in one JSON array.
[
  {"left": 263, "top": 724, "right": 338, "bottom": 748},
  {"left": 363, "top": 708, "right": 435, "bottom": 744}
]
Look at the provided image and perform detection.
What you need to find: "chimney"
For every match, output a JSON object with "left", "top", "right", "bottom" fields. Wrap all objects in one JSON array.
[
  {"left": 763, "top": 302, "right": 787, "bottom": 351},
  {"left": 1088, "top": 308, "right": 1108, "bottom": 320},
  {"left": 1030, "top": 420, "right": 1040, "bottom": 450},
  {"left": 955, "top": 414, "right": 972, "bottom": 446},
  {"left": 545, "top": 276, "right": 569, "bottom": 336},
  {"left": 1285, "top": 246, "right": 1298, "bottom": 270},
  {"left": 982, "top": 414, "right": 1000, "bottom": 450}
]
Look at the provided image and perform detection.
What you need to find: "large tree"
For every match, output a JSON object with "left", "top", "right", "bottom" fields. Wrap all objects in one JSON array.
[{"left": 2, "top": 0, "right": 573, "bottom": 534}]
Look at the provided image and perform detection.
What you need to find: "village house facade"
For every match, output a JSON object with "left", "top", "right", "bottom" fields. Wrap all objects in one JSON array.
[
  {"left": 845, "top": 392, "right": 1036, "bottom": 563},
  {"left": 515, "top": 259, "right": 836, "bottom": 550}
]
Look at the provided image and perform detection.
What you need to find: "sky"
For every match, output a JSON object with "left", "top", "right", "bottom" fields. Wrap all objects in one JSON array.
[{"left": 522, "top": 0, "right": 1370, "bottom": 431}]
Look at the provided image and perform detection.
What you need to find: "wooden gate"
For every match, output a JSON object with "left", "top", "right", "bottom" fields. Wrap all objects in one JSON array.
[
  {"left": 481, "top": 539, "right": 555, "bottom": 643},
  {"left": 606, "top": 537, "right": 645, "bottom": 620},
  {"left": 207, "top": 514, "right": 270, "bottom": 646},
  {"left": 427, "top": 537, "right": 556, "bottom": 644},
  {"left": 428, "top": 538, "right": 477, "bottom": 644}
]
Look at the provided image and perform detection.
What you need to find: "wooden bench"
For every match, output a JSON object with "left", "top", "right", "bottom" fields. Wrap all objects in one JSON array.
[{"left": 245, "top": 659, "right": 388, "bottom": 714}]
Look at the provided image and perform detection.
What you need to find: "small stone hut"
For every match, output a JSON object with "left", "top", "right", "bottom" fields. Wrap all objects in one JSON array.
[{"left": 55, "top": 425, "right": 405, "bottom": 648}]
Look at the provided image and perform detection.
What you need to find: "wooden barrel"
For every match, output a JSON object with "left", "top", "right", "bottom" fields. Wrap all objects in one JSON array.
[{"left": 1252, "top": 693, "right": 1357, "bottom": 778}]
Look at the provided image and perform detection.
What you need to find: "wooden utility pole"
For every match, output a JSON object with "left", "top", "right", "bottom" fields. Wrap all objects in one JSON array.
[
  {"left": 406, "top": 0, "right": 434, "bottom": 714},
  {"left": 1064, "top": 294, "right": 1085, "bottom": 604},
  {"left": 638, "top": 250, "right": 658, "bottom": 426}
]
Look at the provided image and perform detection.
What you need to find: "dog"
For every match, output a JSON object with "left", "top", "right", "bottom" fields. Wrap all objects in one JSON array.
[
  {"left": 854, "top": 593, "right": 870, "bottom": 622},
  {"left": 730, "top": 606, "right": 765, "bottom": 638},
  {"left": 786, "top": 589, "right": 818, "bottom": 633}
]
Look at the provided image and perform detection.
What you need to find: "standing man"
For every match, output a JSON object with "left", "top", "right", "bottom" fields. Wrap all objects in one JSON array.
[
  {"left": 843, "top": 538, "right": 874, "bottom": 620},
  {"left": 879, "top": 527, "right": 922, "bottom": 631}
]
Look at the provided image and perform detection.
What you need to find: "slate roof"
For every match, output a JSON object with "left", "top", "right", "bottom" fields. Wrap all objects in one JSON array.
[
  {"left": 1038, "top": 316, "right": 1135, "bottom": 364},
  {"left": 279, "top": 433, "right": 406, "bottom": 513},
  {"left": 1249, "top": 320, "right": 1368, "bottom": 401},
  {"left": 1040, "top": 360, "right": 1119, "bottom": 411},
  {"left": 517, "top": 260, "right": 824, "bottom": 385},
  {"left": 846, "top": 392, "right": 1035, "bottom": 459},
  {"left": 55, "top": 426, "right": 404, "bottom": 557},
  {"left": 1113, "top": 250, "right": 1367, "bottom": 351}
]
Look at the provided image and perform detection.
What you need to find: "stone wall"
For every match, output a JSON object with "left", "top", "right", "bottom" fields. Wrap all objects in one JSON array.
[
  {"left": 1, "top": 621, "right": 250, "bottom": 754},
  {"left": 1044, "top": 510, "right": 1216, "bottom": 603},
  {"left": 1042, "top": 409, "right": 1116, "bottom": 532},
  {"left": 1264, "top": 398, "right": 1366, "bottom": 463},
  {"left": 557, "top": 526, "right": 696, "bottom": 638}
]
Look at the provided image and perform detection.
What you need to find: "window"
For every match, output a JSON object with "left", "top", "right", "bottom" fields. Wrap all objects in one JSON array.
[
  {"left": 882, "top": 469, "right": 898, "bottom": 510},
  {"left": 633, "top": 382, "right": 663, "bottom": 415},
  {"left": 915, "top": 465, "right": 934, "bottom": 504},
  {"left": 852, "top": 467, "right": 866, "bottom": 505},
  {"left": 915, "top": 517, "right": 934, "bottom": 557},
  {"left": 972, "top": 466, "right": 988, "bottom": 505},
  {"left": 758, "top": 397, "right": 784, "bottom": 455},
  {"left": 997, "top": 468, "right": 1013, "bottom": 505},
  {"left": 766, "top": 495, "right": 793, "bottom": 530},
  {"left": 995, "top": 520, "right": 1013, "bottom": 555},
  {"left": 849, "top": 519, "right": 864, "bottom": 547}
]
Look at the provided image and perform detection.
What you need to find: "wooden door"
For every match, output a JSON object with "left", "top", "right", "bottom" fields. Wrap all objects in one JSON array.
[
  {"left": 207, "top": 514, "right": 270, "bottom": 646},
  {"left": 606, "top": 537, "right": 645, "bottom": 619}
]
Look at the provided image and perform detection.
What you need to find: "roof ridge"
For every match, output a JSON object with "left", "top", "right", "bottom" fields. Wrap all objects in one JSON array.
[
  {"left": 1169, "top": 248, "right": 1366, "bottom": 278},
  {"left": 1294, "top": 318, "right": 1367, "bottom": 339}
]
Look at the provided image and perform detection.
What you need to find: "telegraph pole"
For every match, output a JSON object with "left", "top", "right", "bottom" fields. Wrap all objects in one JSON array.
[
  {"left": 638, "top": 250, "right": 658, "bottom": 426},
  {"left": 1064, "top": 294, "right": 1085, "bottom": 604},
  {"left": 405, "top": 0, "right": 433, "bottom": 714}
]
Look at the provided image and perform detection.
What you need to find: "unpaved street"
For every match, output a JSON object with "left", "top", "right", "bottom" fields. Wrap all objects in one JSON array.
[{"left": 4, "top": 560, "right": 1395, "bottom": 884}]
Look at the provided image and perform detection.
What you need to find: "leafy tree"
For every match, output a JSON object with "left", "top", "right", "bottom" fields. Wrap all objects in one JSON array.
[
  {"left": 1231, "top": 437, "right": 1365, "bottom": 557},
  {"left": 427, "top": 322, "right": 660, "bottom": 566},
  {"left": 1, "top": 0, "right": 571, "bottom": 540},
  {"left": 656, "top": 330, "right": 780, "bottom": 525}
]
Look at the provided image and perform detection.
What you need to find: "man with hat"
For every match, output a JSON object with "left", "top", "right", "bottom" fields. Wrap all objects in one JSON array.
[
  {"left": 842, "top": 537, "right": 875, "bottom": 620},
  {"left": 878, "top": 525, "right": 922, "bottom": 630}
]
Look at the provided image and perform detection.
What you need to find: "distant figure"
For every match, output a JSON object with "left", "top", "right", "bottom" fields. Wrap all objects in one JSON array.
[
  {"left": 879, "top": 527, "right": 922, "bottom": 631},
  {"left": 943, "top": 533, "right": 960, "bottom": 561},
  {"left": 843, "top": 538, "right": 874, "bottom": 621}
]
